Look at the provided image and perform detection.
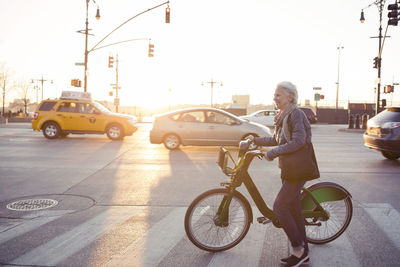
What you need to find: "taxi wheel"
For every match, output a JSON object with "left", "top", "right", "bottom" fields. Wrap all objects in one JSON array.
[
  {"left": 42, "top": 122, "right": 61, "bottom": 139},
  {"left": 163, "top": 134, "right": 180, "bottom": 150},
  {"left": 106, "top": 124, "right": 124, "bottom": 140}
]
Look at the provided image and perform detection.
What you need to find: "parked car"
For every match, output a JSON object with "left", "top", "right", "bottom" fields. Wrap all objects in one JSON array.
[
  {"left": 299, "top": 107, "right": 317, "bottom": 124},
  {"left": 32, "top": 91, "right": 137, "bottom": 140},
  {"left": 149, "top": 107, "right": 272, "bottom": 150},
  {"left": 363, "top": 106, "right": 400, "bottom": 160},
  {"left": 239, "top": 110, "right": 278, "bottom": 127}
]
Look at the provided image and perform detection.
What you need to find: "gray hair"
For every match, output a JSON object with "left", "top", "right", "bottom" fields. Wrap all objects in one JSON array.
[{"left": 277, "top": 81, "right": 298, "bottom": 104}]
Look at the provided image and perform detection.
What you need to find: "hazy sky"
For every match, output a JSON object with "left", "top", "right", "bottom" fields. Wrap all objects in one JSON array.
[{"left": 0, "top": 0, "right": 399, "bottom": 108}]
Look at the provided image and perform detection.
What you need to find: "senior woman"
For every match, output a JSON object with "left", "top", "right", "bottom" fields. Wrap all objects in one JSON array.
[{"left": 247, "top": 81, "right": 319, "bottom": 267}]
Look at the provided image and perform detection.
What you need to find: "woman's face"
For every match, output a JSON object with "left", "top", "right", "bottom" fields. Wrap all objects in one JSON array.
[{"left": 274, "top": 87, "right": 293, "bottom": 110}]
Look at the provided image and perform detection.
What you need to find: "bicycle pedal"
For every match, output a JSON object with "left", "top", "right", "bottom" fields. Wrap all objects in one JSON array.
[{"left": 257, "top": 217, "right": 272, "bottom": 224}]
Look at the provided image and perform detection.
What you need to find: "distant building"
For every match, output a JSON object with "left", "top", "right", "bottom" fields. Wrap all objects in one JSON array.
[{"left": 232, "top": 95, "right": 250, "bottom": 108}]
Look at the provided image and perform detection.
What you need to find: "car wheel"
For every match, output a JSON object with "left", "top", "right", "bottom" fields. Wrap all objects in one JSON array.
[
  {"left": 163, "top": 134, "right": 180, "bottom": 150},
  {"left": 106, "top": 124, "right": 124, "bottom": 140},
  {"left": 243, "top": 134, "right": 259, "bottom": 150},
  {"left": 42, "top": 122, "right": 61, "bottom": 139},
  {"left": 381, "top": 151, "right": 400, "bottom": 160}
]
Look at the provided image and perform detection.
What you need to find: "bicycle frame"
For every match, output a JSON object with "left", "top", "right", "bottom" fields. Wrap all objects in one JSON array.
[{"left": 216, "top": 147, "right": 349, "bottom": 227}]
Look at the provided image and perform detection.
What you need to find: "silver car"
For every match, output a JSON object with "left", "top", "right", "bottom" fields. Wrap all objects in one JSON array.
[
  {"left": 239, "top": 110, "right": 278, "bottom": 127},
  {"left": 150, "top": 107, "right": 272, "bottom": 150}
]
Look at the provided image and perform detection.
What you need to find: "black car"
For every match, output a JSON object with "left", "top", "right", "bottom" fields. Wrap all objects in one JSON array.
[
  {"left": 299, "top": 107, "right": 317, "bottom": 124},
  {"left": 363, "top": 107, "right": 400, "bottom": 160}
]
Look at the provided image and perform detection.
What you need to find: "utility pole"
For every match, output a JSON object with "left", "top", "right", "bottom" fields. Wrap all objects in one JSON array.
[
  {"left": 31, "top": 75, "right": 52, "bottom": 101},
  {"left": 201, "top": 78, "right": 223, "bottom": 107},
  {"left": 2, "top": 78, "right": 5, "bottom": 117},
  {"left": 336, "top": 45, "right": 344, "bottom": 123}
]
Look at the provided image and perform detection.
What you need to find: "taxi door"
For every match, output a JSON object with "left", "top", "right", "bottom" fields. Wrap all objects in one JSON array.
[
  {"left": 55, "top": 101, "right": 82, "bottom": 130},
  {"left": 73, "top": 103, "right": 106, "bottom": 132}
]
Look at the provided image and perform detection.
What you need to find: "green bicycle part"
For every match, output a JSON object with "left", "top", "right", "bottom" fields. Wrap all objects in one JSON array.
[{"left": 301, "top": 182, "right": 351, "bottom": 211}]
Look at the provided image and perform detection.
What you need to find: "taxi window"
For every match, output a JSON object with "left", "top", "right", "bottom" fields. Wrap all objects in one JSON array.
[
  {"left": 57, "top": 102, "right": 77, "bottom": 113},
  {"left": 39, "top": 101, "right": 56, "bottom": 111},
  {"left": 77, "top": 103, "right": 96, "bottom": 114}
]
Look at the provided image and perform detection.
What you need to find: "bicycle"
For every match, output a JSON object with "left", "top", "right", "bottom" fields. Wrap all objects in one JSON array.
[{"left": 184, "top": 143, "right": 353, "bottom": 252}]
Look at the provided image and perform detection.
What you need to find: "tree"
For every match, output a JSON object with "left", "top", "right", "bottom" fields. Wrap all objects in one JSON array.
[
  {"left": 0, "top": 63, "right": 14, "bottom": 117},
  {"left": 15, "top": 80, "right": 32, "bottom": 115}
]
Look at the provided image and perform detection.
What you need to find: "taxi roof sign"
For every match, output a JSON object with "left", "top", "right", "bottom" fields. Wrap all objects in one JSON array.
[{"left": 60, "top": 91, "right": 91, "bottom": 101}]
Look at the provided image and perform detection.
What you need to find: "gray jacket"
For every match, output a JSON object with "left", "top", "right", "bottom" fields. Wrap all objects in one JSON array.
[{"left": 254, "top": 108, "right": 312, "bottom": 162}]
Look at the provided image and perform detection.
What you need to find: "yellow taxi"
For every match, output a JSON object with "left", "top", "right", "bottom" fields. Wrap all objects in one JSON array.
[{"left": 32, "top": 91, "right": 137, "bottom": 140}]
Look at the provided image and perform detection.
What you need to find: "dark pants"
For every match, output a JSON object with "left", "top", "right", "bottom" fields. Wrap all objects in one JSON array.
[{"left": 273, "top": 179, "right": 308, "bottom": 251}]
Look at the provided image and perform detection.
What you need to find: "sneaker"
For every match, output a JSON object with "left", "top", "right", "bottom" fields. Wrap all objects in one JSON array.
[{"left": 282, "top": 250, "right": 309, "bottom": 267}]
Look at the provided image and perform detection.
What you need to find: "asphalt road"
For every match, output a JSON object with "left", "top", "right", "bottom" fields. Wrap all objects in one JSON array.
[{"left": 0, "top": 122, "right": 399, "bottom": 267}]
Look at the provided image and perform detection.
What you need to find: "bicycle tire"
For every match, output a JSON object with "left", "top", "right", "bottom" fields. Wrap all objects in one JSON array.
[
  {"left": 184, "top": 188, "right": 252, "bottom": 252},
  {"left": 302, "top": 182, "right": 353, "bottom": 244}
]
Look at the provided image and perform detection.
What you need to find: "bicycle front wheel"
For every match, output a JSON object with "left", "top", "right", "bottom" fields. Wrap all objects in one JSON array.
[
  {"left": 184, "top": 188, "right": 252, "bottom": 252},
  {"left": 302, "top": 182, "right": 353, "bottom": 244}
]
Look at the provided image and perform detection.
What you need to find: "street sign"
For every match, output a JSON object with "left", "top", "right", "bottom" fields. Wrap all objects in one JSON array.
[
  {"left": 314, "top": 93, "right": 320, "bottom": 101},
  {"left": 75, "top": 62, "right": 85, "bottom": 66},
  {"left": 313, "top": 87, "right": 322, "bottom": 90}
]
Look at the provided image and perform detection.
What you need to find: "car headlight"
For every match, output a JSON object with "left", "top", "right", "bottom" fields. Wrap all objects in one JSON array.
[
  {"left": 128, "top": 118, "right": 137, "bottom": 125},
  {"left": 381, "top": 122, "right": 400, "bottom": 129}
]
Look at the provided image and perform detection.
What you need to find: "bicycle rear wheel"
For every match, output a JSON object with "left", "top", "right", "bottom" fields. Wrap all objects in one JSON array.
[
  {"left": 184, "top": 188, "right": 252, "bottom": 252},
  {"left": 301, "top": 182, "right": 353, "bottom": 244}
]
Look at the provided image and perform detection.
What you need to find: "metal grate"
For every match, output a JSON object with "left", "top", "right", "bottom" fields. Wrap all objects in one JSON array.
[{"left": 6, "top": 199, "right": 58, "bottom": 211}]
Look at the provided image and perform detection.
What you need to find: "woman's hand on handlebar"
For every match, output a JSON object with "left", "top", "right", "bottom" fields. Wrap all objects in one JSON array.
[{"left": 245, "top": 135, "right": 255, "bottom": 142}]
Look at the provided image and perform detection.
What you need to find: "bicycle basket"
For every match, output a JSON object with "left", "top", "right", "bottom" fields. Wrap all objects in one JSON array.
[{"left": 217, "top": 147, "right": 235, "bottom": 175}]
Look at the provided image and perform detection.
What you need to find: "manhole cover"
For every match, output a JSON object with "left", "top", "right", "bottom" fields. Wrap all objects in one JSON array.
[{"left": 6, "top": 199, "right": 58, "bottom": 211}]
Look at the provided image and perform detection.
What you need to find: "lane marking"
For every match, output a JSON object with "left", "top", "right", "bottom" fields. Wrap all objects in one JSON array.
[
  {"left": 0, "top": 210, "right": 71, "bottom": 245},
  {"left": 105, "top": 207, "right": 187, "bottom": 267},
  {"left": 10, "top": 207, "right": 145, "bottom": 266},
  {"left": 363, "top": 203, "right": 400, "bottom": 249}
]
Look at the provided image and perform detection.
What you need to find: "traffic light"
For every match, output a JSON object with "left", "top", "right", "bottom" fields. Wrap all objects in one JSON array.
[
  {"left": 373, "top": 57, "right": 381, "bottom": 69},
  {"left": 320, "top": 95, "right": 325, "bottom": 100},
  {"left": 382, "top": 99, "right": 387, "bottom": 107},
  {"left": 387, "top": 85, "right": 393, "bottom": 93},
  {"left": 71, "top": 79, "right": 82, "bottom": 87},
  {"left": 109, "top": 91, "right": 113, "bottom": 96},
  {"left": 388, "top": 3, "right": 399, "bottom": 26},
  {"left": 383, "top": 85, "right": 387, "bottom": 93},
  {"left": 166, "top": 6, "right": 170, "bottom": 23},
  {"left": 148, "top": 44, "right": 154, "bottom": 57},
  {"left": 108, "top": 56, "right": 114, "bottom": 68}
]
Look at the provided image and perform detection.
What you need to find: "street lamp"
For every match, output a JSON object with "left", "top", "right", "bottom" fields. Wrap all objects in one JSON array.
[
  {"left": 82, "top": 0, "right": 101, "bottom": 92},
  {"left": 335, "top": 45, "right": 344, "bottom": 123},
  {"left": 360, "top": 0, "right": 386, "bottom": 115},
  {"left": 201, "top": 79, "right": 223, "bottom": 108}
]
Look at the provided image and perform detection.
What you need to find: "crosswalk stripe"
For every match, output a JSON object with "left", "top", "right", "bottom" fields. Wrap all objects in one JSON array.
[
  {"left": 10, "top": 207, "right": 145, "bottom": 266},
  {"left": 0, "top": 210, "right": 72, "bottom": 245},
  {"left": 363, "top": 203, "right": 400, "bottom": 249},
  {"left": 308, "top": 232, "right": 362, "bottom": 267},
  {"left": 105, "top": 207, "right": 187, "bottom": 267},
  {"left": 207, "top": 208, "right": 269, "bottom": 267}
]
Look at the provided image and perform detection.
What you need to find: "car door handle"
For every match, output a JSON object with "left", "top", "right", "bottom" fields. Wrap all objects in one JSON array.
[
  {"left": 80, "top": 115, "right": 86, "bottom": 118},
  {"left": 56, "top": 114, "right": 62, "bottom": 116}
]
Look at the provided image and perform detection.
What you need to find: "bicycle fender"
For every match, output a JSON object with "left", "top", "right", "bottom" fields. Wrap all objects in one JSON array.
[{"left": 301, "top": 182, "right": 352, "bottom": 210}]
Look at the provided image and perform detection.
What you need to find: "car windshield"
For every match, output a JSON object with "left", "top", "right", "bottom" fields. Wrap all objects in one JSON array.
[
  {"left": 374, "top": 108, "right": 400, "bottom": 121},
  {"left": 93, "top": 102, "right": 111, "bottom": 113}
]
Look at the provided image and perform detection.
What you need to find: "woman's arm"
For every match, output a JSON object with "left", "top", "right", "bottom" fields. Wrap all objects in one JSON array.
[{"left": 254, "top": 135, "right": 278, "bottom": 147}]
